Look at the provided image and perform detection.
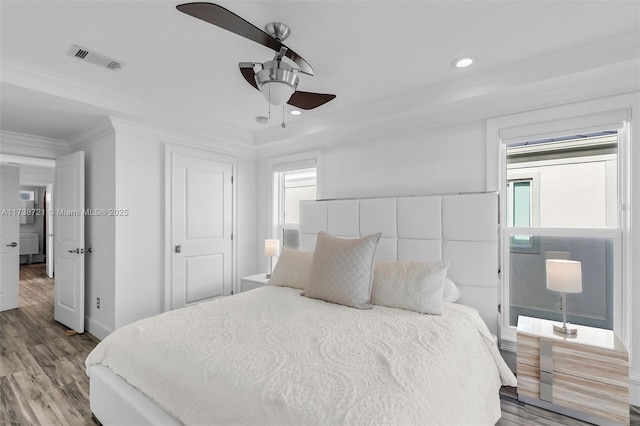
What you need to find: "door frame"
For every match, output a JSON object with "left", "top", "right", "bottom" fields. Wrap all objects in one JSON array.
[{"left": 163, "top": 144, "right": 237, "bottom": 312}]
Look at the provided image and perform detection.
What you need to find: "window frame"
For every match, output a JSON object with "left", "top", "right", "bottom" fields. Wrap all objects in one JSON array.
[
  {"left": 266, "top": 150, "right": 322, "bottom": 240},
  {"left": 486, "top": 95, "right": 633, "bottom": 355}
]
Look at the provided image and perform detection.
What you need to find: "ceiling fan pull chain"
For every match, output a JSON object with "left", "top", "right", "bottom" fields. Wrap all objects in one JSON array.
[{"left": 282, "top": 105, "right": 286, "bottom": 128}]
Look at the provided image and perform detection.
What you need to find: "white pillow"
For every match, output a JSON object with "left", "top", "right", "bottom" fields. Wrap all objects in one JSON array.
[
  {"left": 443, "top": 277, "right": 462, "bottom": 303},
  {"left": 267, "top": 247, "right": 313, "bottom": 290},
  {"left": 303, "top": 231, "right": 381, "bottom": 309},
  {"left": 371, "top": 260, "right": 449, "bottom": 315}
]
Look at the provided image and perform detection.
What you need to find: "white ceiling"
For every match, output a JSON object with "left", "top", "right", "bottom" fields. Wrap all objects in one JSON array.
[{"left": 1, "top": 1, "right": 639, "bottom": 145}]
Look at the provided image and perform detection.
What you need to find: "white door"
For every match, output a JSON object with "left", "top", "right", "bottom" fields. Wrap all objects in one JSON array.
[
  {"left": 170, "top": 152, "right": 233, "bottom": 309},
  {"left": 46, "top": 183, "right": 54, "bottom": 278},
  {"left": 0, "top": 165, "right": 20, "bottom": 312},
  {"left": 54, "top": 152, "right": 85, "bottom": 333}
]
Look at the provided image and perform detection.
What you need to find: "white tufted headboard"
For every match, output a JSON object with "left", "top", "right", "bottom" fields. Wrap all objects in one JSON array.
[{"left": 299, "top": 192, "right": 500, "bottom": 335}]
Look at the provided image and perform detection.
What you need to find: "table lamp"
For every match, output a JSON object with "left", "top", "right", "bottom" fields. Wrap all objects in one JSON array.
[
  {"left": 546, "top": 259, "right": 582, "bottom": 336},
  {"left": 265, "top": 239, "right": 280, "bottom": 278}
]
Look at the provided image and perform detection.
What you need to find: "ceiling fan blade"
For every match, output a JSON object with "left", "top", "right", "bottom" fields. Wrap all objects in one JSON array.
[
  {"left": 238, "top": 62, "right": 258, "bottom": 90},
  {"left": 288, "top": 91, "right": 336, "bottom": 110},
  {"left": 284, "top": 49, "right": 313, "bottom": 76},
  {"left": 177, "top": 3, "right": 314, "bottom": 75}
]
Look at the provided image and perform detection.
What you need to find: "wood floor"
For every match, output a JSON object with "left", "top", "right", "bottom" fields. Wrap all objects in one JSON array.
[
  {"left": 0, "top": 263, "right": 98, "bottom": 425},
  {"left": 1, "top": 263, "right": 639, "bottom": 425}
]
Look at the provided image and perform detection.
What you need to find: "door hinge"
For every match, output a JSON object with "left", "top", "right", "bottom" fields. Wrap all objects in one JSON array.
[
  {"left": 498, "top": 303, "right": 501, "bottom": 314},
  {"left": 231, "top": 233, "right": 233, "bottom": 241},
  {"left": 231, "top": 176, "right": 234, "bottom": 184}
]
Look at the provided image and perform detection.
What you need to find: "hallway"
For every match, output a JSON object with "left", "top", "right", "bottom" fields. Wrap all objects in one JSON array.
[{"left": 0, "top": 264, "right": 98, "bottom": 425}]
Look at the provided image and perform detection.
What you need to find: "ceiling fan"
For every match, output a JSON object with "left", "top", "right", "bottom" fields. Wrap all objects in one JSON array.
[{"left": 176, "top": 2, "right": 336, "bottom": 110}]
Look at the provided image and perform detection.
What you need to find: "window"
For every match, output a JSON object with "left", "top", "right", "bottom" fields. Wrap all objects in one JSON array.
[
  {"left": 269, "top": 153, "right": 320, "bottom": 248},
  {"left": 505, "top": 132, "right": 621, "bottom": 332},
  {"left": 19, "top": 189, "right": 35, "bottom": 201},
  {"left": 507, "top": 180, "right": 532, "bottom": 227},
  {"left": 486, "top": 95, "right": 634, "bottom": 363},
  {"left": 274, "top": 167, "right": 317, "bottom": 227}
]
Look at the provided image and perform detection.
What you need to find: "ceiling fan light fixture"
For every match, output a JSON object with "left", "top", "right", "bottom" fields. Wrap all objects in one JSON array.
[{"left": 255, "top": 60, "right": 299, "bottom": 105}]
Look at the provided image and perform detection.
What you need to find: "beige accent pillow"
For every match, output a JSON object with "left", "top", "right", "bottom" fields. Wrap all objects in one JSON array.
[
  {"left": 303, "top": 231, "right": 381, "bottom": 309},
  {"left": 267, "top": 247, "right": 313, "bottom": 290},
  {"left": 443, "top": 277, "right": 462, "bottom": 303},
  {"left": 371, "top": 260, "right": 449, "bottom": 314}
]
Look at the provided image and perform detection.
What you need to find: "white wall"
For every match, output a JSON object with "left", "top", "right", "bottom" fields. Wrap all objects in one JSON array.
[
  {"left": 75, "top": 129, "right": 117, "bottom": 339},
  {"left": 113, "top": 130, "right": 165, "bottom": 329},
  {"left": 237, "top": 156, "right": 258, "bottom": 282},
  {"left": 321, "top": 120, "right": 486, "bottom": 199},
  {"left": 18, "top": 164, "right": 54, "bottom": 187}
]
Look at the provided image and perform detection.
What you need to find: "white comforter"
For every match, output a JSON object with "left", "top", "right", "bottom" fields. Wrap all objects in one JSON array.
[{"left": 86, "top": 286, "right": 516, "bottom": 425}]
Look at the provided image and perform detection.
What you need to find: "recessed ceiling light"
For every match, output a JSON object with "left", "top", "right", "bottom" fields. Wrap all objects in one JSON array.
[
  {"left": 290, "top": 110, "right": 302, "bottom": 116},
  {"left": 452, "top": 56, "right": 474, "bottom": 68}
]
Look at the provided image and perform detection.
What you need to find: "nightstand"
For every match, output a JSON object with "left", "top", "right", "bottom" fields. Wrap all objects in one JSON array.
[
  {"left": 516, "top": 315, "right": 629, "bottom": 425},
  {"left": 240, "top": 273, "right": 269, "bottom": 292}
]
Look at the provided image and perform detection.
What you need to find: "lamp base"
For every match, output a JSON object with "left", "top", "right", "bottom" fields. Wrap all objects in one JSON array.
[{"left": 553, "top": 323, "right": 578, "bottom": 336}]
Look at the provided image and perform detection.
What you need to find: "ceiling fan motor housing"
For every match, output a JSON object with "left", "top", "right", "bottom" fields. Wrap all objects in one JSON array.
[{"left": 265, "top": 22, "right": 290, "bottom": 41}]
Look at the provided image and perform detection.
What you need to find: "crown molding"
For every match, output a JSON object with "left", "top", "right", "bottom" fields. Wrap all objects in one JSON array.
[
  {"left": 67, "top": 117, "right": 115, "bottom": 151},
  {"left": 68, "top": 116, "right": 257, "bottom": 158},
  {"left": 0, "top": 130, "right": 70, "bottom": 158}
]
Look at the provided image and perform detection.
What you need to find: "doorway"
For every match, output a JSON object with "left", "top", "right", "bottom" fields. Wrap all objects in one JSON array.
[
  {"left": 1, "top": 152, "right": 86, "bottom": 335},
  {"left": 0, "top": 157, "right": 55, "bottom": 312}
]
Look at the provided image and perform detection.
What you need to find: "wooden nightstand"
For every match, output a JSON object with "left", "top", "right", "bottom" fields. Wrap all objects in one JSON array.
[
  {"left": 517, "top": 315, "right": 629, "bottom": 425},
  {"left": 240, "top": 273, "right": 269, "bottom": 292}
]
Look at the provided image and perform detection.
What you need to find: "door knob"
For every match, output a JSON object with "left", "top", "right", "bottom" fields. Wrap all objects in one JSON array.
[
  {"left": 68, "top": 248, "right": 80, "bottom": 254},
  {"left": 5, "top": 242, "right": 17, "bottom": 247}
]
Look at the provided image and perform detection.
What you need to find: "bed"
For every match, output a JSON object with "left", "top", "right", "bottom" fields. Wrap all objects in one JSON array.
[{"left": 86, "top": 192, "right": 517, "bottom": 425}]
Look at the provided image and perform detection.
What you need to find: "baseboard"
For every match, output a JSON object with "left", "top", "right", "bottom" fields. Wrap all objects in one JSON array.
[
  {"left": 499, "top": 338, "right": 517, "bottom": 373},
  {"left": 85, "top": 316, "right": 112, "bottom": 341}
]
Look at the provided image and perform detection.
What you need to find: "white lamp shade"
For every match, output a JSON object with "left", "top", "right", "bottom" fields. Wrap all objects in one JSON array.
[
  {"left": 265, "top": 239, "right": 280, "bottom": 257},
  {"left": 260, "top": 81, "right": 294, "bottom": 106},
  {"left": 546, "top": 259, "right": 582, "bottom": 293}
]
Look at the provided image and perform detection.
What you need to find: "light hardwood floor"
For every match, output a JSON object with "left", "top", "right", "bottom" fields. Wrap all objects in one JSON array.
[{"left": 2, "top": 264, "right": 639, "bottom": 425}]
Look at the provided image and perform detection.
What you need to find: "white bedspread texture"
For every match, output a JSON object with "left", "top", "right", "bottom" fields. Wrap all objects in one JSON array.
[{"left": 86, "top": 286, "right": 516, "bottom": 425}]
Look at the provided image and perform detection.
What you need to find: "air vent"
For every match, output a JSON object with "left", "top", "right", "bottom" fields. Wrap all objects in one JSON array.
[{"left": 68, "top": 44, "right": 124, "bottom": 72}]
